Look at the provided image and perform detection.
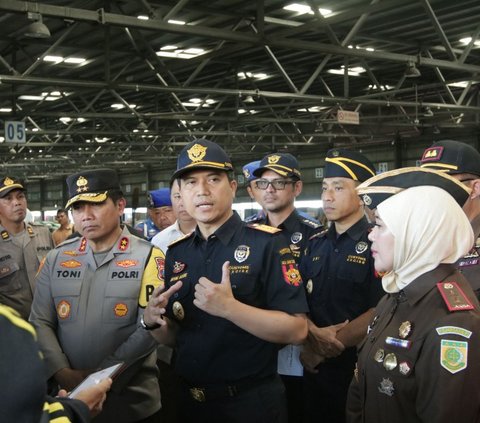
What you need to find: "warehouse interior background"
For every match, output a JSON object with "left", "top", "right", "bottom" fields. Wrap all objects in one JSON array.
[{"left": 0, "top": 0, "right": 479, "bottom": 212}]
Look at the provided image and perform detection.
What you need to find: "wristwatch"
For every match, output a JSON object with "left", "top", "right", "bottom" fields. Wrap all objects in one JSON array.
[{"left": 140, "top": 314, "right": 161, "bottom": 331}]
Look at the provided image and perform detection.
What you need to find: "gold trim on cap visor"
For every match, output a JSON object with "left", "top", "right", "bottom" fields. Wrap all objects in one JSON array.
[
  {"left": 325, "top": 157, "right": 376, "bottom": 181},
  {"left": 420, "top": 163, "right": 458, "bottom": 171},
  {"left": 65, "top": 191, "right": 108, "bottom": 209},
  {"left": 183, "top": 160, "right": 233, "bottom": 170},
  {"left": 0, "top": 183, "right": 24, "bottom": 193}
]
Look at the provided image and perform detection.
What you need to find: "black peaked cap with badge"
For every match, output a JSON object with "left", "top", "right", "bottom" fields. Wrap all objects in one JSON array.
[
  {"left": 253, "top": 153, "right": 301, "bottom": 179},
  {"left": 420, "top": 140, "right": 480, "bottom": 177},
  {"left": 65, "top": 168, "right": 122, "bottom": 209},
  {"left": 357, "top": 167, "right": 471, "bottom": 209},
  {"left": 0, "top": 176, "right": 25, "bottom": 198},
  {"left": 171, "top": 139, "right": 233, "bottom": 181},
  {"left": 324, "top": 148, "right": 376, "bottom": 182}
]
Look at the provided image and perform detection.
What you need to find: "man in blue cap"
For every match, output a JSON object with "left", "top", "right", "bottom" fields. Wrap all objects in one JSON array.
[
  {"left": 136, "top": 188, "right": 175, "bottom": 240},
  {"left": 420, "top": 140, "right": 480, "bottom": 298},
  {"left": 242, "top": 160, "right": 266, "bottom": 223},
  {"left": 143, "top": 139, "right": 308, "bottom": 423},
  {"left": 300, "top": 149, "right": 384, "bottom": 423},
  {"left": 249, "top": 152, "right": 321, "bottom": 423}
]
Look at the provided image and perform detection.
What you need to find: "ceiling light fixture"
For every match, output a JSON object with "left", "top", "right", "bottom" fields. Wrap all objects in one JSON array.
[
  {"left": 405, "top": 61, "right": 421, "bottom": 78},
  {"left": 24, "top": 12, "right": 51, "bottom": 39}
]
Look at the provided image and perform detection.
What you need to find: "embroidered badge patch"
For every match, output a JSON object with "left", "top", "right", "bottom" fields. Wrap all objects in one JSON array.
[
  {"left": 291, "top": 232, "right": 303, "bottom": 244},
  {"left": 436, "top": 326, "right": 472, "bottom": 339},
  {"left": 114, "top": 303, "right": 128, "bottom": 317},
  {"left": 281, "top": 262, "right": 302, "bottom": 286},
  {"left": 355, "top": 241, "right": 368, "bottom": 254},
  {"left": 173, "top": 261, "right": 186, "bottom": 274},
  {"left": 60, "top": 260, "right": 82, "bottom": 268},
  {"left": 155, "top": 257, "right": 165, "bottom": 279},
  {"left": 116, "top": 259, "right": 138, "bottom": 268},
  {"left": 234, "top": 245, "right": 250, "bottom": 263},
  {"left": 57, "top": 300, "right": 71, "bottom": 319},
  {"left": 440, "top": 339, "right": 468, "bottom": 374}
]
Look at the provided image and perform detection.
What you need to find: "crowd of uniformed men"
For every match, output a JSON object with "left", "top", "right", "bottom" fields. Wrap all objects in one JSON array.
[{"left": 1, "top": 138, "right": 480, "bottom": 422}]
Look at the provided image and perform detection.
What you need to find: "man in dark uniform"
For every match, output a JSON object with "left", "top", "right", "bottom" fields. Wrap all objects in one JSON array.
[
  {"left": 420, "top": 140, "right": 480, "bottom": 298},
  {"left": 30, "top": 169, "right": 165, "bottom": 423},
  {"left": 250, "top": 152, "right": 321, "bottom": 423},
  {"left": 0, "top": 176, "right": 53, "bottom": 320},
  {"left": 299, "top": 149, "right": 384, "bottom": 423},
  {"left": 143, "top": 139, "right": 308, "bottom": 423},
  {"left": 242, "top": 160, "right": 266, "bottom": 223}
]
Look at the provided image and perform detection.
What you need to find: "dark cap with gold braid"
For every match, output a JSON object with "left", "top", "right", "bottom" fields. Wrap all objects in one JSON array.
[
  {"left": 324, "top": 149, "right": 376, "bottom": 182},
  {"left": 420, "top": 140, "right": 480, "bottom": 177},
  {"left": 172, "top": 139, "right": 233, "bottom": 180},
  {"left": 253, "top": 153, "right": 301, "bottom": 179},
  {"left": 0, "top": 177, "right": 25, "bottom": 198},
  {"left": 65, "top": 168, "right": 121, "bottom": 209},
  {"left": 357, "top": 167, "right": 471, "bottom": 209}
]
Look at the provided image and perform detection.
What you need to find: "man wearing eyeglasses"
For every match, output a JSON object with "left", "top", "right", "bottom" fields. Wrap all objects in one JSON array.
[
  {"left": 420, "top": 140, "right": 480, "bottom": 299},
  {"left": 252, "top": 153, "right": 322, "bottom": 423}
]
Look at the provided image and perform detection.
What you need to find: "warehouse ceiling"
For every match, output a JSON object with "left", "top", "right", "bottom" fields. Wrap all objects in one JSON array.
[{"left": 0, "top": 0, "right": 480, "bottom": 180}]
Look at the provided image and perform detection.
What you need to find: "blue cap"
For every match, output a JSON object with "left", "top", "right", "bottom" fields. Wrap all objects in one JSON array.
[
  {"left": 172, "top": 139, "right": 233, "bottom": 180},
  {"left": 147, "top": 188, "right": 172, "bottom": 208},
  {"left": 324, "top": 149, "right": 376, "bottom": 182},
  {"left": 242, "top": 160, "right": 261, "bottom": 183},
  {"left": 253, "top": 153, "right": 301, "bottom": 179}
]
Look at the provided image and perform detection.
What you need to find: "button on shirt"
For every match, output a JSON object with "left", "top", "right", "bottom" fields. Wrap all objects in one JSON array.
[{"left": 164, "top": 212, "right": 308, "bottom": 385}]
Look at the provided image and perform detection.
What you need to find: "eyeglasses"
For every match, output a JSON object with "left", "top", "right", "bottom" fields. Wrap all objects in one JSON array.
[{"left": 255, "top": 179, "right": 295, "bottom": 190}]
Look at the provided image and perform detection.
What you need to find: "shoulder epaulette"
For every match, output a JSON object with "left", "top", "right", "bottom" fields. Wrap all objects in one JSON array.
[
  {"left": 247, "top": 223, "right": 281, "bottom": 234},
  {"left": 300, "top": 218, "right": 321, "bottom": 229},
  {"left": 168, "top": 231, "right": 195, "bottom": 247},
  {"left": 309, "top": 228, "right": 328, "bottom": 241},
  {"left": 437, "top": 281, "right": 475, "bottom": 312},
  {"left": 0, "top": 230, "right": 10, "bottom": 240},
  {"left": 57, "top": 236, "right": 79, "bottom": 248}
]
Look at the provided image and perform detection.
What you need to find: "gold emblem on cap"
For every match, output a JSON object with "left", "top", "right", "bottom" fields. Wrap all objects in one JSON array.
[
  {"left": 187, "top": 143, "right": 207, "bottom": 163},
  {"left": 398, "top": 321, "right": 412, "bottom": 339},
  {"left": 362, "top": 194, "right": 372, "bottom": 206},
  {"left": 267, "top": 154, "right": 280, "bottom": 164},
  {"left": 76, "top": 176, "right": 89, "bottom": 193},
  {"left": 383, "top": 353, "right": 398, "bottom": 371},
  {"left": 332, "top": 150, "right": 340, "bottom": 157},
  {"left": 172, "top": 301, "right": 185, "bottom": 320},
  {"left": 4, "top": 177, "right": 14, "bottom": 186},
  {"left": 243, "top": 168, "right": 251, "bottom": 179}
]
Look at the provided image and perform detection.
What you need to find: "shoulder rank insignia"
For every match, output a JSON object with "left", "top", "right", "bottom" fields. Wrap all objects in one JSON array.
[
  {"left": 27, "top": 226, "right": 35, "bottom": 236},
  {"left": 1, "top": 230, "right": 9, "bottom": 240},
  {"left": 437, "top": 281, "right": 474, "bottom": 312},
  {"left": 168, "top": 231, "right": 194, "bottom": 248},
  {"left": 309, "top": 229, "right": 328, "bottom": 241},
  {"left": 247, "top": 223, "right": 281, "bottom": 234},
  {"left": 301, "top": 218, "right": 321, "bottom": 229}
]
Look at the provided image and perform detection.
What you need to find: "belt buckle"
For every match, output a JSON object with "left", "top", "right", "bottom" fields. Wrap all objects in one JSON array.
[{"left": 190, "top": 387, "right": 206, "bottom": 402}]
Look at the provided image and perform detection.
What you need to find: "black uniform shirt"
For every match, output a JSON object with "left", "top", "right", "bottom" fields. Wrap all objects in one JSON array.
[
  {"left": 347, "top": 265, "right": 480, "bottom": 423},
  {"left": 255, "top": 210, "right": 322, "bottom": 262},
  {"left": 300, "top": 216, "right": 383, "bottom": 327},
  {"left": 164, "top": 212, "right": 308, "bottom": 385}
]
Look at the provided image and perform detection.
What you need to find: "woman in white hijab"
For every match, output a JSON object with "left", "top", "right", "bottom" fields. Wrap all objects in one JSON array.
[{"left": 347, "top": 178, "right": 480, "bottom": 423}]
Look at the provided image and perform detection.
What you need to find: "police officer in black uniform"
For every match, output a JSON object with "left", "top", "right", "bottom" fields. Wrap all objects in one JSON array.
[
  {"left": 249, "top": 153, "right": 321, "bottom": 423},
  {"left": 420, "top": 140, "right": 480, "bottom": 298},
  {"left": 143, "top": 139, "right": 308, "bottom": 423},
  {"left": 299, "top": 149, "right": 384, "bottom": 423}
]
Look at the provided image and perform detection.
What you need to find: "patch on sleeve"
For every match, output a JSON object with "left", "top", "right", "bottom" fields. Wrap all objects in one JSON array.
[
  {"left": 247, "top": 223, "right": 281, "bottom": 234},
  {"left": 440, "top": 339, "right": 468, "bottom": 374},
  {"left": 281, "top": 260, "right": 302, "bottom": 286},
  {"left": 436, "top": 326, "right": 472, "bottom": 339},
  {"left": 138, "top": 247, "right": 165, "bottom": 308},
  {"left": 436, "top": 281, "right": 474, "bottom": 312}
]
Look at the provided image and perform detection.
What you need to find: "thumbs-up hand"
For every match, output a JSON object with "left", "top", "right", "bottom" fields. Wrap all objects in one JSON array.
[{"left": 194, "top": 261, "right": 235, "bottom": 318}]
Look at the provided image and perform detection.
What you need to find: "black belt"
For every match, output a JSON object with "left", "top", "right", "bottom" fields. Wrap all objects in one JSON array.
[{"left": 183, "top": 375, "right": 276, "bottom": 402}]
